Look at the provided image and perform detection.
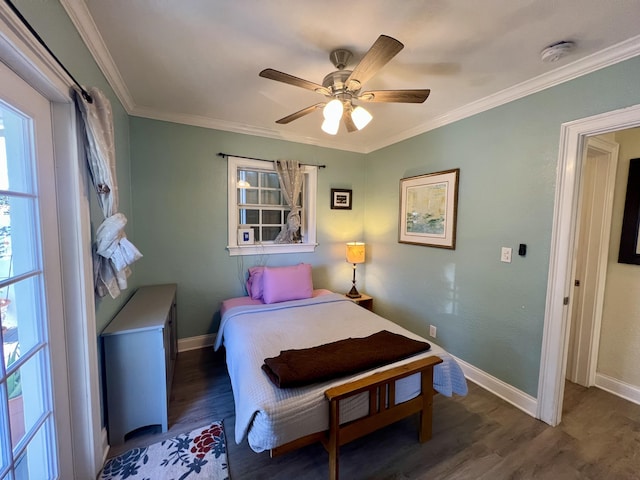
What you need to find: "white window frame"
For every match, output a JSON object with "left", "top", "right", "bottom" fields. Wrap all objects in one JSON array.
[
  {"left": 227, "top": 156, "right": 317, "bottom": 256},
  {"left": 1, "top": 4, "right": 103, "bottom": 477}
]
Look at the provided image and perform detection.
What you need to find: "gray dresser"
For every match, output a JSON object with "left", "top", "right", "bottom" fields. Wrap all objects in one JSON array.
[{"left": 102, "top": 284, "right": 178, "bottom": 445}]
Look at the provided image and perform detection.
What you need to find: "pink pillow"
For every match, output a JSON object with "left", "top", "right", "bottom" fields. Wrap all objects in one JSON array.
[
  {"left": 262, "top": 263, "right": 313, "bottom": 304},
  {"left": 246, "top": 266, "right": 265, "bottom": 300}
]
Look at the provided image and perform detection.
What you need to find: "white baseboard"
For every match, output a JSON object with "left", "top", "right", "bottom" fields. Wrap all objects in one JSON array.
[
  {"left": 595, "top": 372, "right": 640, "bottom": 406},
  {"left": 452, "top": 354, "right": 538, "bottom": 417},
  {"left": 178, "top": 333, "right": 217, "bottom": 352}
]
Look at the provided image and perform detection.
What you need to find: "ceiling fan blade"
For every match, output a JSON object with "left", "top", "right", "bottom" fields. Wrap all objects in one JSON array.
[
  {"left": 358, "top": 89, "right": 431, "bottom": 103},
  {"left": 260, "top": 69, "right": 330, "bottom": 96},
  {"left": 346, "top": 35, "right": 404, "bottom": 91},
  {"left": 342, "top": 105, "right": 357, "bottom": 133},
  {"left": 275, "top": 103, "right": 325, "bottom": 124}
]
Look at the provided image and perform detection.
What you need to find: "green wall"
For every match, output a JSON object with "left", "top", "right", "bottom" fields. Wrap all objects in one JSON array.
[
  {"left": 364, "top": 58, "right": 640, "bottom": 395},
  {"left": 129, "top": 58, "right": 640, "bottom": 396},
  {"left": 14, "top": 1, "right": 640, "bottom": 399},
  {"left": 15, "top": 0, "right": 138, "bottom": 331},
  {"left": 129, "top": 119, "right": 367, "bottom": 339}
]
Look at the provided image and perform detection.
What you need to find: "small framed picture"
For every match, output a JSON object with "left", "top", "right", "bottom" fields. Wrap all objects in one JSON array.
[
  {"left": 330, "top": 189, "right": 352, "bottom": 210},
  {"left": 237, "top": 227, "right": 254, "bottom": 245}
]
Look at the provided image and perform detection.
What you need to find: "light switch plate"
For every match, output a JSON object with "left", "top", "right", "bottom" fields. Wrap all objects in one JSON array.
[{"left": 501, "top": 247, "right": 512, "bottom": 263}]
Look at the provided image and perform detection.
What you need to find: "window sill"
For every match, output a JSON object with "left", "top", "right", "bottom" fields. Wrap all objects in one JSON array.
[{"left": 227, "top": 243, "right": 318, "bottom": 256}]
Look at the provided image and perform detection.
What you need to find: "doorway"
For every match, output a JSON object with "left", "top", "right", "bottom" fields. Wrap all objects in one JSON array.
[
  {"left": 538, "top": 104, "right": 640, "bottom": 427},
  {"left": 0, "top": 58, "right": 72, "bottom": 478},
  {"left": 1, "top": 5, "right": 104, "bottom": 476}
]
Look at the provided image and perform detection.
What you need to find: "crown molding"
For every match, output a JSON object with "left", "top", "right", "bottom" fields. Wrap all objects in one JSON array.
[
  {"left": 59, "top": 0, "right": 640, "bottom": 153},
  {"left": 366, "top": 34, "right": 640, "bottom": 152},
  {"left": 129, "top": 105, "right": 369, "bottom": 153},
  {"left": 60, "top": 0, "right": 135, "bottom": 112}
]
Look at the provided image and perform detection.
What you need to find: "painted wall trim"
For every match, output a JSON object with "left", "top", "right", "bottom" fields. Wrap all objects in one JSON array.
[
  {"left": 101, "top": 427, "right": 110, "bottom": 466},
  {"left": 178, "top": 333, "right": 217, "bottom": 353},
  {"left": 57, "top": 1, "right": 640, "bottom": 154},
  {"left": 453, "top": 355, "right": 538, "bottom": 418},
  {"left": 595, "top": 373, "right": 640, "bottom": 406},
  {"left": 538, "top": 103, "right": 640, "bottom": 427},
  {"left": 1, "top": 5, "right": 104, "bottom": 477},
  {"left": 0, "top": 3, "right": 70, "bottom": 102},
  {"left": 371, "top": 35, "right": 640, "bottom": 153},
  {"left": 59, "top": 0, "right": 135, "bottom": 112}
]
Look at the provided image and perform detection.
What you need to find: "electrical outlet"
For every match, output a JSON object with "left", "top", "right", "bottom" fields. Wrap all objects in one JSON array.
[
  {"left": 429, "top": 325, "right": 437, "bottom": 338},
  {"left": 501, "top": 247, "right": 512, "bottom": 263}
]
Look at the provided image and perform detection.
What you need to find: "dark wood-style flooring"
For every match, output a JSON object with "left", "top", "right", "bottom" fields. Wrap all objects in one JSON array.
[{"left": 108, "top": 348, "right": 640, "bottom": 479}]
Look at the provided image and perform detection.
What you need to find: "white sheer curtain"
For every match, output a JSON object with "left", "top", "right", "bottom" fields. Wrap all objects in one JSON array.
[
  {"left": 74, "top": 87, "right": 142, "bottom": 298},
  {"left": 274, "top": 160, "right": 303, "bottom": 244}
]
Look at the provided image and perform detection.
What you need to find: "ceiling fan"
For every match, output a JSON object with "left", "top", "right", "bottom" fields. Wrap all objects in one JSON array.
[{"left": 259, "top": 35, "right": 430, "bottom": 135}]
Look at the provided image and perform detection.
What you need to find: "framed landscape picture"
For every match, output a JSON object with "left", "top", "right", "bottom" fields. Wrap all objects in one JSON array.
[{"left": 399, "top": 168, "right": 459, "bottom": 249}]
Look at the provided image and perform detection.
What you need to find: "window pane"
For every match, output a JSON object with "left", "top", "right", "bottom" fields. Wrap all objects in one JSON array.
[
  {"left": 262, "top": 227, "right": 281, "bottom": 242},
  {"left": 2, "top": 276, "right": 43, "bottom": 371},
  {"left": 237, "top": 170, "right": 257, "bottom": 188},
  {"left": 262, "top": 210, "right": 282, "bottom": 225},
  {"left": 261, "top": 190, "right": 281, "bottom": 205},
  {"left": 0, "top": 196, "right": 38, "bottom": 279},
  {"left": 251, "top": 226, "right": 260, "bottom": 242},
  {"left": 239, "top": 209, "right": 259, "bottom": 224},
  {"left": 8, "top": 349, "right": 48, "bottom": 450},
  {"left": 0, "top": 103, "right": 35, "bottom": 195},
  {"left": 15, "top": 417, "right": 54, "bottom": 480},
  {"left": 238, "top": 189, "right": 258, "bottom": 205},
  {"left": 261, "top": 172, "right": 279, "bottom": 188}
]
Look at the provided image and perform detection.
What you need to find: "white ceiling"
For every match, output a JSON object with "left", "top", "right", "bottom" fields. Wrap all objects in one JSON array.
[{"left": 62, "top": 0, "right": 640, "bottom": 153}]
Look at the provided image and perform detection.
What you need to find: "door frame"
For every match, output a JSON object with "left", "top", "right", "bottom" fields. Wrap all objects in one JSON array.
[
  {"left": 538, "top": 103, "right": 640, "bottom": 426},
  {"left": 0, "top": 4, "right": 103, "bottom": 478}
]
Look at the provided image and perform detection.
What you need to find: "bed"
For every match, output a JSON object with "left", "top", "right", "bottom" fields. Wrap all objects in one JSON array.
[{"left": 214, "top": 265, "right": 467, "bottom": 479}]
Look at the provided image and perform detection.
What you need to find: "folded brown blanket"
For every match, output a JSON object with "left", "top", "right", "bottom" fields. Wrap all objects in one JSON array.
[{"left": 262, "top": 330, "right": 431, "bottom": 388}]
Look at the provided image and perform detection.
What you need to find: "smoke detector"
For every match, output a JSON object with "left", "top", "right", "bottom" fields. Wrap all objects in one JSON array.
[{"left": 541, "top": 41, "right": 575, "bottom": 63}]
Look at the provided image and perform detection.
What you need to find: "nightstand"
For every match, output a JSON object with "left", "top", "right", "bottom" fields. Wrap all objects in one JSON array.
[{"left": 345, "top": 293, "right": 373, "bottom": 311}]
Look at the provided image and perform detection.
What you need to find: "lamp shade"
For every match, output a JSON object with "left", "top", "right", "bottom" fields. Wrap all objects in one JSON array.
[
  {"left": 321, "top": 117, "right": 340, "bottom": 135},
  {"left": 351, "top": 105, "right": 372, "bottom": 130},
  {"left": 323, "top": 99, "right": 343, "bottom": 121},
  {"left": 346, "top": 242, "right": 365, "bottom": 264}
]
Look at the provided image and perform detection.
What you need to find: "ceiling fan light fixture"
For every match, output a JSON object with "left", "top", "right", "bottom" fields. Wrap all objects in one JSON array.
[
  {"left": 323, "top": 98, "right": 343, "bottom": 122},
  {"left": 321, "top": 118, "right": 340, "bottom": 135},
  {"left": 351, "top": 105, "right": 372, "bottom": 130}
]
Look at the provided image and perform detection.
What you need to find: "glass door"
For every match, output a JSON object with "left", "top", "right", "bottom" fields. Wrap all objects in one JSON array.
[{"left": 0, "top": 59, "right": 70, "bottom": 479}]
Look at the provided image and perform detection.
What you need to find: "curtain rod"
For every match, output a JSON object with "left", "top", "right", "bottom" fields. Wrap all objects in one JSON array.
[
  {"left": 217, "top": 152, "right": 326, "bottom": 169},
  {"left": 5, "top": 0, "right": 93, "bottom": 103}
]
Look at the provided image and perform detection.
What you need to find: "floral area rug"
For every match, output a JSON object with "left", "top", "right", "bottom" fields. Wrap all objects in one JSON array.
[{"left": 100, "top": 421, "right": 229, "bottom": 480}]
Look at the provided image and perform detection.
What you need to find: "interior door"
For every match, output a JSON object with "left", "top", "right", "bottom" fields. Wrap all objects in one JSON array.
[{"left": 0, "top": 60, "right": 72, "bottom": 479}]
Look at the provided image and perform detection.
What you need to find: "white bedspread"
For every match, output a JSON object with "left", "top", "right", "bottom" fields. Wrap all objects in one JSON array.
[{"left": 214, "top": 293, "right": 467, "bottom": 452}]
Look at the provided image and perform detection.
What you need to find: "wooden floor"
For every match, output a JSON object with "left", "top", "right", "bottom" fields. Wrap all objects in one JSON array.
[{"left": 108, "top": 348, "right": 640, "bottom": 479}]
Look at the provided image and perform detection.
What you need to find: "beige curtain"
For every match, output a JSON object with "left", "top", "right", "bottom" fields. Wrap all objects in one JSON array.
[
  {"left": 74, "top": 87, "right": 142, "bottom": 298},
  {"left": 274, "top": 160, "right": 303, "bottom": 244}
]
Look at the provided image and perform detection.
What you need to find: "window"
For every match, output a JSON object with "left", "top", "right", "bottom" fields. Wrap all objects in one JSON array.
[{"left": 227, "top": 157, "right": 317, "bottom": 255}]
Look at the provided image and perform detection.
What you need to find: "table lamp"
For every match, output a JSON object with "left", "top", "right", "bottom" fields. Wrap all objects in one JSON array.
[{"left": 346, "top": 242, "right": 365, "bottom": 298}]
